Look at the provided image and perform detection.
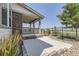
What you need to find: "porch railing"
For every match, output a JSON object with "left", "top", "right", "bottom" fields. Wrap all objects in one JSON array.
[{"left": 22, "top": 27, "right": 45, "bottom": 35}]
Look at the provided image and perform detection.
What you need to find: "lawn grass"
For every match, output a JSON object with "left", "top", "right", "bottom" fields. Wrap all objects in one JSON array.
[
  {"left": 59, "top": 30, "right": 79, "bottom": 37},
  {"left": 57, "top": 30, "right": 79, "bottom": 40},
  {"left": 51, "top": 29, "right": 79, "bottom": 40}
]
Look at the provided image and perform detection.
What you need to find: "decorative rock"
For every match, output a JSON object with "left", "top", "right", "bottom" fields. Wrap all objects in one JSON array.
[{"left": 47, "top": 51, "right": 57, "bottom": 56}]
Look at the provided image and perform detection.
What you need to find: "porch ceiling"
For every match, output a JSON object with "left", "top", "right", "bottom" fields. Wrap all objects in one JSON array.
[
  {"left": 11, "top": 3, "right": 44, "bottom": 23},
  {"left": 22, "top": 15, "right": 39, "bottom": 23}
]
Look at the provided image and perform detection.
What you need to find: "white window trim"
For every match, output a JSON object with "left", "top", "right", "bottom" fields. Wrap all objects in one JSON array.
[
  {"left": 7, "top": 3, "right": 9, "bottom": 27},
  {"left": 10, "top": 4, "right": 12, "bottom": 28}
]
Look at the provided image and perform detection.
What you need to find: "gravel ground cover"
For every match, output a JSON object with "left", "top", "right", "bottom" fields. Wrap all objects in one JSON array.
[
  {"left": 50, "top": 36, "right": 79, "bottom": 56},
  {"left": 62, "top": 41, "right": 79, "bottom": 56}
]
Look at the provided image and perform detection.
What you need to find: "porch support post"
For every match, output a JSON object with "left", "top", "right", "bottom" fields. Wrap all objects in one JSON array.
[
  {"left": 38, "top": 19, "right": 41, "bottom": 34},
  {"left": 29, "top": 23, "right": 31, "bottom": 32},
  {"left": 33, "top": 21, "right": 35, "bottom": 33}
]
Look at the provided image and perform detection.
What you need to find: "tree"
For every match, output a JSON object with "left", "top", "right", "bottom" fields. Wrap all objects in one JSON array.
[{"left": 57, "top": 4, "right": 79, "bottom": 40}]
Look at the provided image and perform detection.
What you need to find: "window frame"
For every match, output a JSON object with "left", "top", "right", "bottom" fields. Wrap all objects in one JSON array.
[{"left": 1, "top": 3, "right": 12, "bottom": 28}]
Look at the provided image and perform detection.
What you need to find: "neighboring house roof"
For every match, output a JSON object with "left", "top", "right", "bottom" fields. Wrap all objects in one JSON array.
[{"left": 11, "top": 3, "right": 44, "bottom": 23}]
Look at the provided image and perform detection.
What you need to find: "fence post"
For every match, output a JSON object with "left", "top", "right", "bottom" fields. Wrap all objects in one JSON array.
[{"left": 61, "top": 27, "right": 64, "bottom": 39}]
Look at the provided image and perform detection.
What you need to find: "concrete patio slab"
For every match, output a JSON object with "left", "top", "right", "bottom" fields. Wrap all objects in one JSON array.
[{"left": 23, "top": 36, "right": 72, "bottom": 56}]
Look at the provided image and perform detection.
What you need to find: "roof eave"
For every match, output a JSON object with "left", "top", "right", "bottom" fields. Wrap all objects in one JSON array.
[{"left": 18, "top": 3, "right": 44, "bottom": 19}]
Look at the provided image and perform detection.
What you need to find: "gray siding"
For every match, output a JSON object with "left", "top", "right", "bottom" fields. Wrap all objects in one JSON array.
[{"left": 0, "top": 4, "right": 2, "bottom": 26}]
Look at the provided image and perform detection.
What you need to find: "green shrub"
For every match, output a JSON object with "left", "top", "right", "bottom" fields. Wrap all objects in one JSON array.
[
  {"left": 58, "top": 32, "right": 76, "bottom": 40},
  {"left": 58, "top": 33, "right": 64, "bottom": 40},
  {"left": 44, "top": 29, "right": 51, "bottom": 36}
]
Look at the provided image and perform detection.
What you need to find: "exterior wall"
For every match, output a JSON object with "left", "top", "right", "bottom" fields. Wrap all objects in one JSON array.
[
  {"left": 0, "top": 3, "right": 22, "bottom": 40},
  {"left": 12, "top": 11, "right": 22, "bottom": 34},
  {"left": 0, "top": 28, "right": 12, "bottom": 40}
]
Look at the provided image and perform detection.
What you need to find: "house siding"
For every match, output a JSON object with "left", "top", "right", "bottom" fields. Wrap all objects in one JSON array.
[{"left": 0, "top": 28, "right": 12, "bottom": 39}]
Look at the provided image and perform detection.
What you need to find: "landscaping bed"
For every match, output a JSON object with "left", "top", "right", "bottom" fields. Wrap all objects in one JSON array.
[
  {"left": 50, "top": 36, "right": 79, "bottom": 56},
  {"left": 62, "top": 41, "right": 79, "bottom": 56}
]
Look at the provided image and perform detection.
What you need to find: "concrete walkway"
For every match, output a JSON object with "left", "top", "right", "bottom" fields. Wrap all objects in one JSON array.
[{"left": 23, "top": 36, "right": 72, "bottom": 56}]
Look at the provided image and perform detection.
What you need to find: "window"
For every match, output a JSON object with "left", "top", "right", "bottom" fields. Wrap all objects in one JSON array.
[
  {"left": 2, "top": 8, "right": 7, "bottom": 25},
  {"left": 2, "top": 3, "right": 12, "bottom": 27}
]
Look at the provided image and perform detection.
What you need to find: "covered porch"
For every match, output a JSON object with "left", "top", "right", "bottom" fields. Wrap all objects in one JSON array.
[{"left": 11, "top": 3, "right": 44, "bottom": 37}]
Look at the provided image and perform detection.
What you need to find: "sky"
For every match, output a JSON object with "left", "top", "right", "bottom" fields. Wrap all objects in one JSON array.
[{"left": 23, "top": 3, "right": 66, "bottom": 28}]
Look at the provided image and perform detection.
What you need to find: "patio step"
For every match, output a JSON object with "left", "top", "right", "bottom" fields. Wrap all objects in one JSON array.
[{"left": 22, "top": 34, "right": 43, "bottom": 39}]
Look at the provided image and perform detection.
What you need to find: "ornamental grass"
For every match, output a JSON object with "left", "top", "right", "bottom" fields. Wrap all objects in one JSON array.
[{"left": 0, "top": 33, "right": 22, "bottom": 56}]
